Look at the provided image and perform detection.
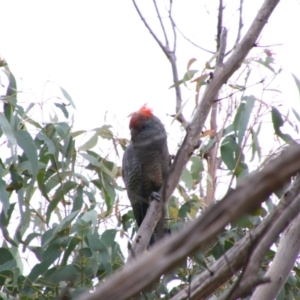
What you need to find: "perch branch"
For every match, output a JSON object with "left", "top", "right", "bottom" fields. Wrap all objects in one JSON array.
[
  {"left": 128, "top": 0, "right": 280, "bottom": 257},
  {"left": 171, "top": 173, "right": 300, "bottom": 300},
  {"left": 164, "top": 0, "right": 280, "bottom": 206},
  {"left": 80, "top": 143, "right": 300, "bottom": 300}
]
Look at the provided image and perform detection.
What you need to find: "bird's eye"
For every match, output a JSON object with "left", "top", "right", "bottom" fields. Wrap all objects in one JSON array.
[{"left": 140, "top": 123, "right": 149, "bottom": 130}]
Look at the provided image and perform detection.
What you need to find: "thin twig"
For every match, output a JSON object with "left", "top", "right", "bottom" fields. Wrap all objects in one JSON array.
[
  {"left": 234, "top": 0, "right": 244, "bottom": 46},
  {"left": 153, "top": 0, "right": 169, "bottom": 49},
  {"left": 132, "top": 0, "right": 171, "bottom": 59},
  {"left": 217, "top": 28, "right": 228, "bottom": 66},
  {"left": 205, "top": 14, "right": 227, "bottom": 204},
  {"left": 170, "top": 18, "right": 215, "bottom": 54},
  {"left": 169, "top": 0, "right": 177, "bottom": 53},
  {"left": 128, "top": 0, "right": 280, "bottom": 256},
  {"left": 132, "top": 0, "right": 188, "bottom": 128},
  {"left": 225, "top": 0, "right": 244, "bottom": 57},
  {"left": 216, "top": 0, "right": 224, "bottom": 52}
]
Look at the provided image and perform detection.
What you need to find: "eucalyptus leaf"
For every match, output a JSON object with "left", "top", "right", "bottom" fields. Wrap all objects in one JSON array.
[
  {"left": 15, "top": 130, "right": 38, "bottom": 177},
  {"left": 0, "top": 112, "right": 17, "bottom": 145}
]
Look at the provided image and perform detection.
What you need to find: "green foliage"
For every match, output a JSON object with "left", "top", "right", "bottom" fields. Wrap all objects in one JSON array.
[
  {"left": 0, "top": 64, "right": 125, "bottom": 299},
  {"left": 271, "top": 106, "right": 293, "bottom": 143},
  {"left": 1, "top": 43, "right": 300, "bottom": 299}
]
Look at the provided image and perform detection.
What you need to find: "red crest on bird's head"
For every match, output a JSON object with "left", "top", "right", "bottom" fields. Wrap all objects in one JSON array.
[{"left": 129, "top": 104, "right": 153, "bottom": 129}]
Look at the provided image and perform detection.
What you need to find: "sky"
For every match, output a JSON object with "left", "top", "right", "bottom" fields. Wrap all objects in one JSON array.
[{"left": 1, "top": 0, "right": 300, "bottom": 143}]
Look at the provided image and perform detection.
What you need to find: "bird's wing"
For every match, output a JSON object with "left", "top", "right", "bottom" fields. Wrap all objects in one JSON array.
[{"left": 122, "top": 144, "right": 148, "bottom": 227}]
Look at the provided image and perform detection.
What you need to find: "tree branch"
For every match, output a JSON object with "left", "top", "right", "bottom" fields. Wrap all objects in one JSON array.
[
  {"left": 132, "top": 0, "right": 170, "bottom": 59},
  {"left": 171, "top": 173, "right": 300, "bottom": 300},
  {"left": 251, "top": 180, "right": 300, "bottom": 299},
  {"left": 80, "top": 143, "right": 300, "bottom": 300},
  {"left": 225, "top": 0, "right": 244, "bottom": 57},
  {"left": 216, "top": 0, "right": 224, "bottom": 52},
  {"left": 164, "top": 0, "right": 280, "bottom": 204},
  {"left": 153, "top": 0, "right": 169, "bottom": 48},
  {"left": 170, "top": 18, "right": 215, "bottom": 54},
  {"left": 128, "top": 0, "right": 280, "bottom": 257},
  {"left": 206, "top": 26, "right": 227, "bottom": 205},
  {"left": 222, "top": 189, "right": 300, "bottom": 300},
  {"left": 235, "top": 0, "right": 244, "bottom": 46},
  {"left": 217, "top": 28, "right": 227, "bottom": 66},
  {"left": 132, "top": 0, "right": 188, "bottom": 128},
  {"left": 168, "top": 0, "right": 176, "bottom": 53}
]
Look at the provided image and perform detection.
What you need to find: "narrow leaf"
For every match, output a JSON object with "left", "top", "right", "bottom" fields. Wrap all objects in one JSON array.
[
  {"left": 37, "top": 131, "right": 56, "bottom": 154},
  {"left": 0, "top": 178, "right": 10, "bottom": 214},
  {"left": 0, "top": 259, "right": 17, "bottom": 272},
  {"left": 292, "top": 73, "right": 300, "bottom": 100},
  {"left": 45, "top": 265, "right": 79, "bottom": 284},
  {"left": 71, "top": 130, "right": 86, "bottom": 138},
  {"left": 46, "top": 181, "right": 77, "bottom": 224},
  {"left": 180, "top": 168, "right": 193, "bottom": 190},
  {"left": 101, "top": 229, "right": 117, "bottom": 247},
  {"left": 54, "top": 102, "right": 69, "bottom": 118},
  {"left": 72, "top": 185, "right": 83, "bottom": 212},
  {"left": 78, "top": 133, "right": 98, "bottom": 151},
  {"left": 0, "top": 248, "right": 14, "bottom": 265},
  {"left": 94, "top": 125, "right": 113, "bottom": 140},
  {"left": 233, "top": 96, "right": 256, "bottom": 145},
  {"left": 61, "top": 237, "right": 80, "bottom": 266},
  {"left": 292, "top": 108, "right": 300, "bottom": 122},
  {"left": 220, "top": 136, "right": 239, "bottom": 170},
  {"left": 15, "top": 130, "right": 38, "bottom": 178},
  {"left": 250, "top": 127, "right": 261, "bottom": 162},
  {"left": 187, "top": 58, "right": 197, "bottom": 71},
  {"left": 80, "top": 152, "right": 115, "bottom": 178},
  {"left": 59, "top": 86, "right": 76, "bottom": 109},
  {"left": 0, "top": 112, "right": 17, "bottom": 145},
  {"left": 271, "top": 107, "right": 293, "bottom": 143},
  {"left": 190, "top": 156, "right": 204, "bottom": 181},
  {"left": 271, "top": 106, "right": 284, "bottom": 133},
  {"left": 81, "top": 210, "right": 98, "bottom": 233}
]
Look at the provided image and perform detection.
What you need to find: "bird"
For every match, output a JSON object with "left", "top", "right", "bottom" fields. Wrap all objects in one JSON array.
[{"left": 122, "top": 104, "right": 170, "bottom": 246}]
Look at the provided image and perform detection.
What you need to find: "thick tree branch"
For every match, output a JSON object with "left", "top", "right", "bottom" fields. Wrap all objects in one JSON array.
[
  {"left": 222, "top": 278, "right": 270, "bottom": 300},
  {"left": 222, "top": 192, "right": 300, "bottom": 300},
  {"left": 129, "top": 0, "right": 280, "bottom": 256},
  {"left": 171, "top": 173, "right": 300, "bottom": 300},
  {"left": 251, "top": 179, "right": 300, "bottom": 299},
  {"left": 80, "top": 144, "right": 300, "bottom": 300},
  {"left": 164, "top": 0, "right": 280, "bottom": 205}
]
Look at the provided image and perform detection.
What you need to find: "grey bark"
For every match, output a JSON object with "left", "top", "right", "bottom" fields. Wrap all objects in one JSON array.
[
  {"left": 129, "top": 0, "right": 281, "bottom": 257},
  {"left": 80, "top": 145, "right": 300, "bottom": 300},
  {"left": 251, "top": 187, "right": 300, "bottom": 300},
  {"left": 171, "top": 173, "right": 300, "bottom": 300}
]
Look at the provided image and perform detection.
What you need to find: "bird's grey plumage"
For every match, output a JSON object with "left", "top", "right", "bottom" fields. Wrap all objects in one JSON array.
[{"left": 122, "top": 107, "right": 170, "bottom": 246}]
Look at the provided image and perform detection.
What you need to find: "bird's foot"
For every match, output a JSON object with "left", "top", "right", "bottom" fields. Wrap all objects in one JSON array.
[{"left": 150, "top": 191, "right": 161, "bottom": 202}]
